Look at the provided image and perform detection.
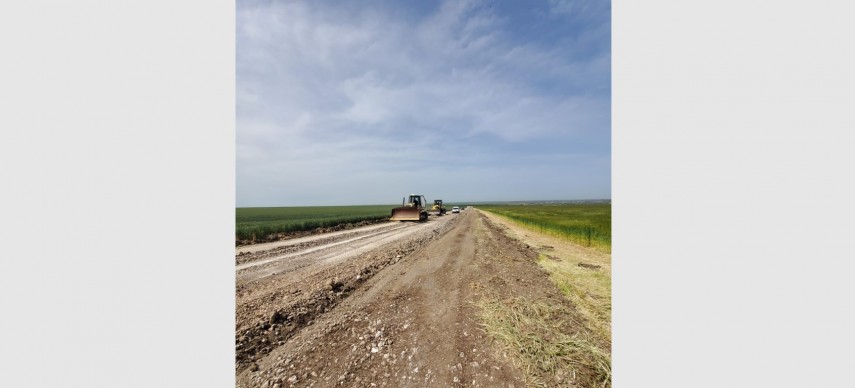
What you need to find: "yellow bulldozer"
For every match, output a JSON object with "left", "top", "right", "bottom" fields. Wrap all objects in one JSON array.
[
  {"left": 432, "top": 199, "right": 447, "bottom": 216},
  {"left": 390, "top": 194, "right": 428, "bottom": 222}
]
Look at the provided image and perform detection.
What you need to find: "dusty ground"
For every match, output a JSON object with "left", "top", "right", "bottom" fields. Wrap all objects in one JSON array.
[{"left": 236, "top": 208, "right": 600, "bottom": 387}]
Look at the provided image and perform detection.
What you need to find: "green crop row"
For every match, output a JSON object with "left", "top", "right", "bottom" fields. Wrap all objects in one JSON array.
[
  {"left": 478, "top": 203, "right": 611, "bottom": 252},
  {"left": 236, "top": 205, "right": 393, "bottom": 241}
]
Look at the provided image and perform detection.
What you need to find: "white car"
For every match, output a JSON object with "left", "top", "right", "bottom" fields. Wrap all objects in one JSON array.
[{"left": 452, "top": 206, "right": 460, "bottom": 213}]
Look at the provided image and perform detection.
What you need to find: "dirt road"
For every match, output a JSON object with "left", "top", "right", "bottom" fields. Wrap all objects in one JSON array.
[{"left": 236, "top": 209, "right": 595, "bottom": 387}]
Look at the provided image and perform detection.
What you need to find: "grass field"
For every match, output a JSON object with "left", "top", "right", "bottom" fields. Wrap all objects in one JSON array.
[
  {"left": 236, "top": 205, "right": 393, "bottom": 241},
  {"left": 478, "top": 202, "right": 611, "bottom": 252}
]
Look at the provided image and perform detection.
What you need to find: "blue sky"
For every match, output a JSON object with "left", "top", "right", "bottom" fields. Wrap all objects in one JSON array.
[{"left": 237, "top": 0, "right": 610, "bottom": 206}]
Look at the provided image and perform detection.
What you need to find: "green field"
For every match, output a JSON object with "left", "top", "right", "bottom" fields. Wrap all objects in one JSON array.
[
  {"left": 236, "top": 205, "right": 393, "bottom": 241},
  {"left": 477, "top": 202, "right": 611, "bottom": 252}
]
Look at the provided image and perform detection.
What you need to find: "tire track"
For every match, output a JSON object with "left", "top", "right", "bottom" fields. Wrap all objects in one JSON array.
[{"left": 237, "top": 223, "right": 413, "bottom": 271}]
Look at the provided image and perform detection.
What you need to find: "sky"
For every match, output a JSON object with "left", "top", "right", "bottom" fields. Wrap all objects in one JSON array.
[{"left": 237, "top": 0, "right": 610, "bottom": 207}]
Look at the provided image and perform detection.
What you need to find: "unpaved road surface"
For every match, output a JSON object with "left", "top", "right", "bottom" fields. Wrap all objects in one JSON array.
[{"left": 236, "top": 209, "right": 585, "bottom": 387}]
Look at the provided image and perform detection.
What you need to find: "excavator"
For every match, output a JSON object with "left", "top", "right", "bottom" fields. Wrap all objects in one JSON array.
[{"left": 390, "top": 194, "right": 429, "bottom": 222}]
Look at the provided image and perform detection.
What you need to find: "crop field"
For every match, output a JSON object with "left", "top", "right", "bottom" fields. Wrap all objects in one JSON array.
[
  {"left": 236, "top": 205, "right": 393, "bottom": 241},
  {"left": 478, "top": 202, "right": 611, "bottom": 252}
]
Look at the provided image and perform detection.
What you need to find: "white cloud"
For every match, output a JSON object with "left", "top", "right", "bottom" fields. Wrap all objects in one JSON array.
[{"left": 236, "top": 0, "right": 610, "bottom": 206}]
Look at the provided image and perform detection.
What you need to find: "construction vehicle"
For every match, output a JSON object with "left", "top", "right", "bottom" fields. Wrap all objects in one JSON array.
[
  {"left": 390, "top": 194, "right": 428, "bottom": 221},
  {"left": 432, "top": 199, "right": 447, "bottom": 216}
]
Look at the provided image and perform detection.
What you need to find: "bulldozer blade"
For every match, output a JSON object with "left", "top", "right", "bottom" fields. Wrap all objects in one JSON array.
[{"left": 390, "top": 207, "right": 422, "bottom": 221}]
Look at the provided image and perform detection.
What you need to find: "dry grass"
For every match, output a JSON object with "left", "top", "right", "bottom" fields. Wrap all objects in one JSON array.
[
  {"left": 537, "top": 254, "right": 611, "bottom": 345},
  {"left": 474, "top": 298, "right": 611, "bottom": 387},
  {"left": 473, "top": 210, "right": 612, "bottom": 387}
]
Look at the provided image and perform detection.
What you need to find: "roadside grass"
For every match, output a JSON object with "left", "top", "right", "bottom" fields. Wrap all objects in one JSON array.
[
  {"left": 236, "top": 205, "right": 393, "bottom": 241},
  {"left": 473, "top": 207, "right": 612, "bottom": 387},
  {"left": 537, "top": 254, "right": 612, "bottom": 345},
  {"left": 474, "top": 298, "right": 611, "bottom": 387},
  {"left": 478, "top": 203, "right": 611, "bottom": 253}
]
